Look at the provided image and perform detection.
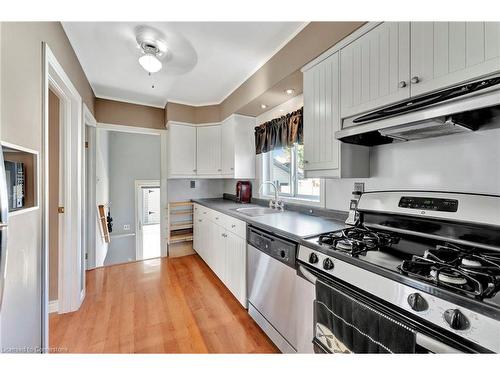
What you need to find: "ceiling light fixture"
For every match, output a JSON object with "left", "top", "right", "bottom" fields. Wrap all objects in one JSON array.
[
  {"left": 136, "top": 35, "right": 167, "bottom": 73},
  {"left": 285, "top": 88, "right": 295, "bottom": 95},
  {"left": 260, "top": 104, "right": 267, "bottom": 109},
  {"left": 139, "top": 53, "right": 162, "bottom": 73}
]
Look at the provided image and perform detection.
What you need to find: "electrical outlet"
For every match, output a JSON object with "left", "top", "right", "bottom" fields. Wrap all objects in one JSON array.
[
  {"left": 353, "top": 182, "right": 365, "bottom": 195},
  {"left": 123, "top": 224, "right": 130, "bottom": 231},
  {"left": 190, "top": 180, "right": 196, "bottom": 188}
]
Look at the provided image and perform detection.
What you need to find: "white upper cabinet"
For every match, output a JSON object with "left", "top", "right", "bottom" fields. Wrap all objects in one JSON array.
[
  {"left": 221, "top": 119, "right": 235, "bottom": 175},
  {"left": 303, "top": 52, "right": 340, "bottom": 171},
  {"left": 410, "top": 22, "right": 500, "bottom": 96},
  {"left": 340, "top": 22, "right": 411, "bottom": 119},
  {"left": 167, "top": 122, "right": 197, "bottom": 177},
  {"left": 302, "top": 51, "right": 370, "bottom": 178},
  {"left": 221, "top": 114, "right": 256, "bottom": 179},
  {"left": 196, "top": 125, "right": 222, "bottom": 175}
]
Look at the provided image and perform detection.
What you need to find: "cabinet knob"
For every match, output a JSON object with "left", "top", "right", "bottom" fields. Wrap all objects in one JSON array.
[
  {"left": 193, "top": 169, "right": 197, "bottom": 172},
  {"left": 399, "top": 80, "right": 407, "bottom": 88},
  {"left": 304, "top": 160, "right": 309, "bottom": 164},
  {"left": 231, "top": 224, "right": 236, "bottom": 228},
  {"left": 411, "top": 76, "right": 420, "bottom": 84},
  {"left": 217, "top": 169, "right": 222, "bottom": 172}
]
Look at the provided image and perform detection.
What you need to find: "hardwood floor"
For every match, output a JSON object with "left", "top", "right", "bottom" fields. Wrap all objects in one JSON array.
[{"left": 49, "top": 255, "right": 278, "bottom": 353}]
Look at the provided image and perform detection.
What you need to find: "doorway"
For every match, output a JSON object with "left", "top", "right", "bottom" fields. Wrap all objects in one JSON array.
[{"left": 135, "top": 181, "right": 161, "bottom": 261}]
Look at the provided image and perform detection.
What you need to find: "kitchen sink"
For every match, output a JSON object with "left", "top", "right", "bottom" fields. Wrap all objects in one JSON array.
[{"left": 235, "top": 207, "right": 282, "bottom": 217}]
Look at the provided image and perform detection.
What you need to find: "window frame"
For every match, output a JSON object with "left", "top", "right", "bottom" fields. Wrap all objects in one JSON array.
[{"left": 262, "top": 144, "right": 322, "bottom": 203}]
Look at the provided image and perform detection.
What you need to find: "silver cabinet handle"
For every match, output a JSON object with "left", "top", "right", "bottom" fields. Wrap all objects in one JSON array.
[
  {"left": 399, "top": 81, "right": 407, "bottom": 88},
  {"left": 411, "top": 76, "right": 420, "bottom": 84}
]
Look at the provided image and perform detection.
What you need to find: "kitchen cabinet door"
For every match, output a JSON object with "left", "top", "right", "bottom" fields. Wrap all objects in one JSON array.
[
  {"left": 225, "top": 231, "right": 247, "bottom": 307},
  {"left": 303, "top": 52, "right": 340, "bottom": 171},
  {"left": 167, "top": 123, "right": 197, "bottom": 176},
  {"left": 410, "top": 22, "right": 500, "bottom": 96},
  {"left": 196, "top": 125, "right": 222, "bottom": 175},
  {"left": 340, "top": 22, "right": 410, "bottom": 118},
  {"left": 212, "top": 224, "right": 227, "bottom": 282},
  {"left": 221, "top": 119, "right": 235, "bottom": 175}
]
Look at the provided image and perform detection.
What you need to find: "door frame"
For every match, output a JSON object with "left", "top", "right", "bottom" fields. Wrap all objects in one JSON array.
[
  {"left": 96, "top": 122, "right": 168, "bottom": 259},
  {"left": 83, "top": 105, "right": 97, "bottom": 271},
  {"left": 135, "top": 180, "right": 161, "bottom": 261},
  {"left": 42, "top": 44, "right": 85, "bottom": 349}
]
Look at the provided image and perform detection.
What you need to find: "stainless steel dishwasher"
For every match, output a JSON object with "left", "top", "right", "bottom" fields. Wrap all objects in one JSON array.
[{"left": 247, "top": 226, "right": 298, "bottom": 353}]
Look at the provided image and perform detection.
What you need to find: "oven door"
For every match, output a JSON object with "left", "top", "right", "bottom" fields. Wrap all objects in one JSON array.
[{"left": 299, "top": 264, "right": 468, "bottom": 354}]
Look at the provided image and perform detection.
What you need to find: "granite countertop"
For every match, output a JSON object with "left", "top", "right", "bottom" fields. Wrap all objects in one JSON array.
[{"left": 192, "top": 198, "right": 347, "bottom": 241}]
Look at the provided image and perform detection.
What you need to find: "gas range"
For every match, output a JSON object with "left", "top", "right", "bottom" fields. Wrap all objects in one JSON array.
[{"left": 299, "top": 191, "right": 500, "bottom": 353}]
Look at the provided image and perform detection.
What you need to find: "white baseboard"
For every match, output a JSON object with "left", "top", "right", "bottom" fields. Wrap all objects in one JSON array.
[{"left": 48, "top": 300, "right": 59, "bottom": 313}]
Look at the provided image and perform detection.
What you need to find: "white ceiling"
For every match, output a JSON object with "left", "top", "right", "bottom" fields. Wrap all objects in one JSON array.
[{"left": 62, "top": 22, "right": 306, "bottom": 108}]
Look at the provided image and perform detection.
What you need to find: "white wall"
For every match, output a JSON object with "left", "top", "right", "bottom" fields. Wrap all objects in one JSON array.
[
  {"left": 105, "top": 131, "right": 161, "bottom": 266},
  {"left": 225, "top": 95, "right": 500, "bottom": 212},
  {"left": 95, "top": 128, "right": 110, "bottom": 267},
  {"left": 169, "top": 179, "right": 224, "bottom": 202},
  {"left": 326, "top": 125, "right": 500, "bottom": 211}
]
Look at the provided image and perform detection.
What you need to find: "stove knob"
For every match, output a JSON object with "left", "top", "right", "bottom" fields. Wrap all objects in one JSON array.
[
  {"left": 407, "top": 293, "right": 428, "bottom": 312},
  {"left": 323, "top": 258, "right": 334, "bottom": 270},
  {"left": 443, "top": 309, "right": 470, "bottom": 331},
  {"left": 308, "top": 252, "right": 319, "bottom": 264}
]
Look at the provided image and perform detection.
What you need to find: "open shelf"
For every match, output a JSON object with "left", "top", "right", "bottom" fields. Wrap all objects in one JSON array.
[{"left": 167, "top": 201, "right": 194, "bottom": 246}]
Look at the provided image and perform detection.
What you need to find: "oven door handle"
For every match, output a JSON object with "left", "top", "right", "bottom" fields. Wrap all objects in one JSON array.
[
  {"left": 298, "top": 265, "right": 318, "bottom": 285},
  {"left": 415, "top": 333, "right": 464, "bottom": 353}
]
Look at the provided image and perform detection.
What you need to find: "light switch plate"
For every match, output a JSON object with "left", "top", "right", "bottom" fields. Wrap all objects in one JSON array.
[{"left": 190, "top": 180, "right": 196, "bottom": 188}]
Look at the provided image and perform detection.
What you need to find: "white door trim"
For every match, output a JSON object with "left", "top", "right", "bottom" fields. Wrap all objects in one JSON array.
[
  {"left": 97, "top": 122, "right": 169, "bottom": 258},
  {"left": 83, "top": 105, "right": 97, "bottom": 271},
  {"left": 42, "top": 43, "right": 85, "bottom": 350},
  {"left": 135, "top": 180, "right": 161, "bottom": 261}
]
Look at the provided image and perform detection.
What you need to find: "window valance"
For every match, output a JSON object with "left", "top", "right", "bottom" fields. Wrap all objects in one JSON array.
[{"left": 254, "top": 107, "right": 303, "bottom": 155}]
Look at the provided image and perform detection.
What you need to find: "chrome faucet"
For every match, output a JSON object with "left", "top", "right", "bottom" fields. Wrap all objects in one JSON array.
[{"left": 259, "top": 181, "right": 284, "bottom": 211}]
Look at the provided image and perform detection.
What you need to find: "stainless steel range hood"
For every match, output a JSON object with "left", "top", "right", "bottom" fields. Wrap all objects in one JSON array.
[{"left": 336, "top": 77, "right": 500, "bottom": 146}]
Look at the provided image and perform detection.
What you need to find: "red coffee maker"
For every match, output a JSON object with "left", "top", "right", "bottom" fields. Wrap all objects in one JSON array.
[{"left": 236, "top": 181, "right": 252, "bottom": 203}]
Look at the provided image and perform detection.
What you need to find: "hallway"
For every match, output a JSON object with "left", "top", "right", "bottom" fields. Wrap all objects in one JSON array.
[{"left": 49, "top": 255, "right": 278, "bottom": 353}]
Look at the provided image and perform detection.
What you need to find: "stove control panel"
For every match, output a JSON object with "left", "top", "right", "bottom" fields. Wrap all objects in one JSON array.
[{"left": 398, "top": 196, "right": 458, "bottom": 212}]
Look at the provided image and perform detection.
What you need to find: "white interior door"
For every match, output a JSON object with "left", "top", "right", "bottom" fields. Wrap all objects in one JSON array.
[{"left": 136, "top": 181, "right": 161, "bottom": 261}]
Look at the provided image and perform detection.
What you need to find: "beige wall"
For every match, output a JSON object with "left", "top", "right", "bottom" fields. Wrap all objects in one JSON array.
[
  {"left": 220, "top": 22, "right": 364, "bottom": 119},
  {"left": 48, "top": 89, "right": 59, "bottom": 301},
  {"left": 95, "top": 98, "right": 165, "bottom": 129},
  {"left": 165, "top": 102, "right": 221, "bottom": 124},
  {"left": 1, "top": 22, "right": 94, "bottom": 151},
  {"left": 165, "top": 22, "right": 365, "bottom": 123},
  {"left": 0, "top": 22, "right": 95, "bottom": 348}
]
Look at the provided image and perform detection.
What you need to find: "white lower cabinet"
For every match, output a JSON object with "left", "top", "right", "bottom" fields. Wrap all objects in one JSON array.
[
  {"left": 193, "top": 205, "right": 247, "bottom": 307},
  {"left": 224, "top": 231, "right": 247, "bottom": 306}
]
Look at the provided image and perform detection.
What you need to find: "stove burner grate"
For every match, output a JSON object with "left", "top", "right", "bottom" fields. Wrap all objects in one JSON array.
[
  {"left": 398, "top": 244, "right": 500, "bottom": 299},
  {"left": 317, "top": 226, "right": 399, "bottom": 257}
]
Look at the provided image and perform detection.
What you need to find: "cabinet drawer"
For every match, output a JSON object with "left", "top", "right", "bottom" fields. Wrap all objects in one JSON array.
[{"left": 224, "top": 215, "right": 246, "bottom": 238}]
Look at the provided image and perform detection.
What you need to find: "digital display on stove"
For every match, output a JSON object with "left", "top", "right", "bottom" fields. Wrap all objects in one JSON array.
[{"left": 398, "top": 196, "right": 458, "bottom": 212}]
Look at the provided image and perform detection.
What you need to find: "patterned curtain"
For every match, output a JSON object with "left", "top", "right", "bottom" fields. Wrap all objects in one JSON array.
[{"left": 254, "top": 107, "right": 303, "bottom": 155}]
